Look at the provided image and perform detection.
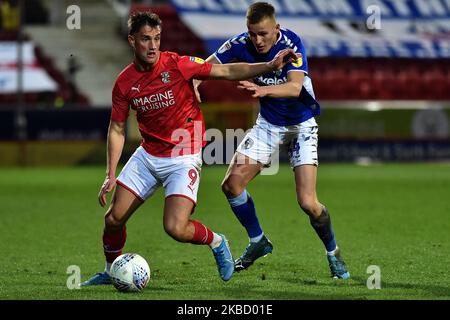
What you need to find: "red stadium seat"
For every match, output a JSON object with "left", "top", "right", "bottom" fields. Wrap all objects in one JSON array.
[{"left": 423, "top": 68, "right": 447, "bottom": 100}]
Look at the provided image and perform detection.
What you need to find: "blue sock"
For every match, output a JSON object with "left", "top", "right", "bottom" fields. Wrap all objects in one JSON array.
[
  {"left": 325, "top": 226, "right": 337, "bottom": 252},
  {"left": 309, "top": 207, "right": 337, "bottom": 252},
  {"left": 227, "top": 190, "right": 263, "bottom": 239}
]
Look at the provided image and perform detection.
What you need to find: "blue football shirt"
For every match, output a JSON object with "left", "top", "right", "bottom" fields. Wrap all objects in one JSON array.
[{"left": 214, "top": 28, "right": 320, "bottom": 126}]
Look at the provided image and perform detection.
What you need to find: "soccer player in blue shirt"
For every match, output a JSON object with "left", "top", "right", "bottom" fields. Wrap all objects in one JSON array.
[{"left": 194, "top": 2, "right": 350, "bottom": 279}]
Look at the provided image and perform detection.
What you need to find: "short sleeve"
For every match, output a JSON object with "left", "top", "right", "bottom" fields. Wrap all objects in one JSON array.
[
  {"left": 214, "top": 36, "right": 244, "bottom": 64},
  {"left": 177, "top": 56, "right": 213, "bottom": 81},
  {"left": 111, "top": 82, "right": 129, "bottom": 122},
  {"left": 286, "top": 35, "right": 308, "bottom": 74}
]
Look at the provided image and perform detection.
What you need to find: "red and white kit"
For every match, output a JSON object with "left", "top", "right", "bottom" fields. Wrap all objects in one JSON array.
[{"left": 112, "top": 52, "right": 212, "bottom": 204}]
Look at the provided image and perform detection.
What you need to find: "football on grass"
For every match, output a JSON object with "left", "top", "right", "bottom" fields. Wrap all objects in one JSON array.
[{"left": 110, "top": 253, "right": 150, "bottom": 292}]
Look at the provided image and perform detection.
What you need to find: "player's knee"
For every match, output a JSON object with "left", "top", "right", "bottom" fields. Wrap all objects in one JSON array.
[
  {"left": 297, "top": 197, "right": 318, "bottom": 216},
  {"left": 163, "top": 221, "right": 189, "bottom": 242},
  {"left": 104, "top": 213, "right": 125, "bottom": 231},
  {"left": 221, "top": 178, "right": 244, "bottom": 198}
]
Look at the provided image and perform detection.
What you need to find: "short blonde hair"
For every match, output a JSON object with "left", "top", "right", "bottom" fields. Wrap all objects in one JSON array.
[{"left": 246, "top": 2, "right": 276, "bottom": 24}]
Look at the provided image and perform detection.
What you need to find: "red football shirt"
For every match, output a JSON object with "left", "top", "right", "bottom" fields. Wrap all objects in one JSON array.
[{"left": 111, "top": 51, "right": 212, "bottom": 157}]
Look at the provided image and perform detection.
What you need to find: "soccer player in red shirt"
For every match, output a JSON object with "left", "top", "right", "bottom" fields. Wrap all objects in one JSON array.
[{"left": 80, "top": 11, "right": 298, "bottom": 285}]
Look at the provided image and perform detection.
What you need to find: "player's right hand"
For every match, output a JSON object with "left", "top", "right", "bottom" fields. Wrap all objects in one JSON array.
[
  {"left": 192, "top": 79, "right": 202, "bottom": 103},
  {"left": 268, "top": 49, "right": 301, "bottom": 70},
  {"left": 237, "top": 80, "right": 267, "bottom": 98},
  {"left": 98, "top": 176, "right": 116, "bottom": 207}
]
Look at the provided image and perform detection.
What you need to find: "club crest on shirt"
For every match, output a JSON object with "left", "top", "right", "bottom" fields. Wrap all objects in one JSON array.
[
  {"left": 243, "top": 138, "right": 254, "bottom": 149},
  {"left": 189, "top": 56, "right": 205, "bottom": 64},
  {"left": 161, "top": 71, "right": 171, "bottom": 84}
]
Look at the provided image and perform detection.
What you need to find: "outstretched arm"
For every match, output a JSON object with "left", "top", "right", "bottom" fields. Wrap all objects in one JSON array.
[
  {"left": 207, "top": 49, "right": 299, "bottom": 81},
  {"left": 98, "top": 120, "right": 126, "bottom": 207}
]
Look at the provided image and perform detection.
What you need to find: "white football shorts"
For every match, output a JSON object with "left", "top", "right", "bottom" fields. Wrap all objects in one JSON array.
[
  {"left": 236, "top": 114, "right": 319, "bottom": 168},
  {"left": 117, "top": 146, "right": 202, "bottom": 205}
]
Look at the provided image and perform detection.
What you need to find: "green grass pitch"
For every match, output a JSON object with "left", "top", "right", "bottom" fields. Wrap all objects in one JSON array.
[{"left": 1, "top": 163, "right": 449, "bottom": 300}]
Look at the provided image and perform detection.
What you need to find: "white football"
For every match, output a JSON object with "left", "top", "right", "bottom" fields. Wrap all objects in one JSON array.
[{"left": 110, "top": 253, "right": 150, "bottom": 292}]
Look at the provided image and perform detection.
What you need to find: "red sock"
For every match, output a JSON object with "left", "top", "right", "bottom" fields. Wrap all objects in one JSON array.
[
  {"left": 190, "top": 220, "right": 213, "bottom": 245},
  {"left": 103, "top": 226, "right": 127, "bottom": 263}
]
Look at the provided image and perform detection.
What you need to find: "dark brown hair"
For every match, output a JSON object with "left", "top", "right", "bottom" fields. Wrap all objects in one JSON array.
[
  {"left": 246, "top": 2, "right": 276, "bottom": 24},
  {"left": 128, "top": 11, "right": 162, "bottom": 35}
]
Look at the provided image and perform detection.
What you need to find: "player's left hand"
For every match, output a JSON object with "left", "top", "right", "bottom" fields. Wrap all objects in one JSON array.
[
  {"left": 237, "top": 80, "right": 267, "bottom": 98},
  {"left": 98, "top": 176, "right": 116, "bottom": 207},
  {"left": 268, "top": 49, "right": 302, "bottom": 70}
]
